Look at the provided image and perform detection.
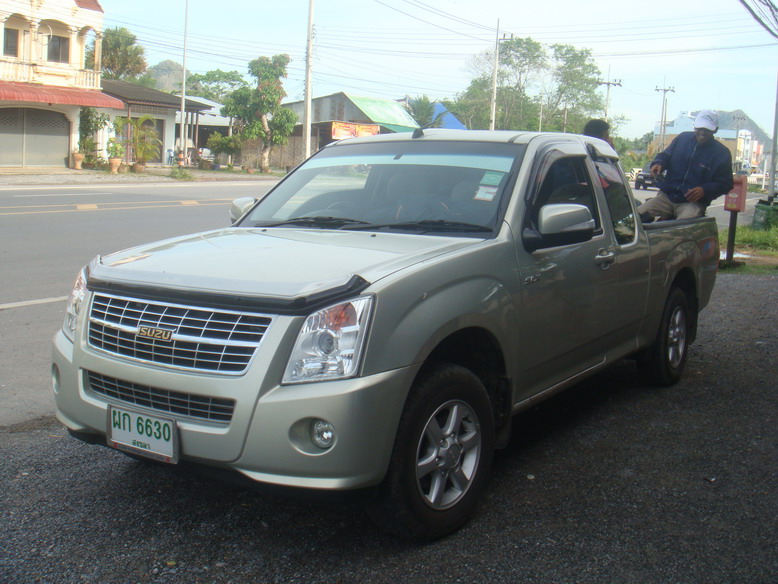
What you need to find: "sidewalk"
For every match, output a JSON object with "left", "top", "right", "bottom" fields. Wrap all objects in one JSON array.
[{"left": 0, "top": 165, "right": 283, "bottom": 186}]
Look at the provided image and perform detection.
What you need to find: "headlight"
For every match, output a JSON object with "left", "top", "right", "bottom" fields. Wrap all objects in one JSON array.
[
  {"left": 283, "top": 296, "right": 373, "bottom": 384},
  {"left": 63, "top": 268, "right": 88, "bottom": 341}
]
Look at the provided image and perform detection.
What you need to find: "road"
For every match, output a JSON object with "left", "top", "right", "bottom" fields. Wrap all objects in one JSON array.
[{"left": 0, "top": 181, "right": 277, "bottom": 427}]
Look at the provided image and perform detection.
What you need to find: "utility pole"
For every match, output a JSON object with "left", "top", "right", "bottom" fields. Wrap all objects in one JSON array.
[
  {"left": 733, "top": 113, "right": 746, "bottom": 172},
  {"left": 598, "top": 67, "right": 622, "bottom": 121},
  {"left": 178, "top": 0, "right": 189, "bottom": 166},
  {"left": 489, "top": 21, "right": 500, "bottom": 131},
  {"left": 655, "top": 85, "right": 675, "bottom": 150},
  {"left": 303, "top": 0, "right": 314, "bottom": 159}
]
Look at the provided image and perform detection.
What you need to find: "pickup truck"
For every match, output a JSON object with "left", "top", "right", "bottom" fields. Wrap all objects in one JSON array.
[{"left": 52, "top": 130, "right": 719, "bottom": 541}]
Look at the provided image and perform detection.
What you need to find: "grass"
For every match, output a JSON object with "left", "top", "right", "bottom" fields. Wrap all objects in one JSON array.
[
  {"left": 718, "top": 223, "right": 778, "bottom": 274},
  {"left": 719, "top": 224, "right": 778, "bottom": 252}
]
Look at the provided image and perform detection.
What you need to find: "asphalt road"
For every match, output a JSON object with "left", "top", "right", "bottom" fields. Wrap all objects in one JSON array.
[
  {"left": 0, "top": 181, "right": 277, "bottom": 427},
  {"left": 1, "top": 273, "right": 776, "bottom": 583}
]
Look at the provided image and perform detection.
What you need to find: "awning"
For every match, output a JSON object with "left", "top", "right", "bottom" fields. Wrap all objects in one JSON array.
[{"left": 0, "top": 81, "right": 124, "bottom": 109}]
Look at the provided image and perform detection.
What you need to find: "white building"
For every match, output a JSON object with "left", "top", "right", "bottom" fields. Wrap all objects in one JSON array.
[{"left": 0, "top": 0, "right": 124, "bottom": 167}]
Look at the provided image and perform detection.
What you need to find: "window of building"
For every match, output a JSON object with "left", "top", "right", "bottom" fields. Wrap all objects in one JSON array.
[
  {"left": 3, "top": 28, "right": 19, "bottom": 57},
  {"left": 47, "top": 35, "right": 69, "bottom": 63}
]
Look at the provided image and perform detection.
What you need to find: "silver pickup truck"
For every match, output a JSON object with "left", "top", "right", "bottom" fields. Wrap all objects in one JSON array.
[{"left": 52, "top": 130, "right": 719, "bottom": 540}]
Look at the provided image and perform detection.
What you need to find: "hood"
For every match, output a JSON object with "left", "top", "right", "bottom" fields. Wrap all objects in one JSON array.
[{"left": 90, "top": 228, "right": 480, "bottom": 301}]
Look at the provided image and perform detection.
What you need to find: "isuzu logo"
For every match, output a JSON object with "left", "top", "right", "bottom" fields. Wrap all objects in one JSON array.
[{"left": 137, "top": 326, "right": 174, "bottom": 342}]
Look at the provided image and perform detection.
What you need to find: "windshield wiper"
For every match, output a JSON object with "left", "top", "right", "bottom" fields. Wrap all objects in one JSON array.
[
  {"left": 342, "top": 220, "right": 493, "bottom": 233},
  {"left": 259, "top": 216, "right": 371, "bottom": 228}
]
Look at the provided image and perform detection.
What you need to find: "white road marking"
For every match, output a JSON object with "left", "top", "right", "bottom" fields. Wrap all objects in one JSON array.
[{"left": 0, "top": 296, "right": 69, "bottom": 311}]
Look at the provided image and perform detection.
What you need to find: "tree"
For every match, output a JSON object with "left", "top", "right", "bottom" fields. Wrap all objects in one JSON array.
[
  {"left": 187, "top": 70, "right": 247, "bottom": 102},
  {"left": 404, "top": 95, "right": 443, "bottom": 128},
  {"left": 449, "top": 37, "right": 602, "bottom": 133},
  {"left": 114, "top": 114, "right": 162, "bottom": 170},
  {"left": 86, "top": 27, "right": 147, "bottom": 81},
  {"left": 221, "top": 55, "right": 297, "bottom": 173}
]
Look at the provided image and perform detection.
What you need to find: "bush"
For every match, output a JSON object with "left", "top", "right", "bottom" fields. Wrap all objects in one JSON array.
[{"left": 169, "top": 167, "right": 193, "bottom": 180}]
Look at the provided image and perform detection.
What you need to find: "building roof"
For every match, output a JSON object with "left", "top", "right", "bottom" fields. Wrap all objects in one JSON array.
[
  {"left": 177, "top": 96, "right": 231, "bottom": 126},
  {"left": 345, "top": 94, "right": 418, "bottom": 129},
  {"left": 0, "top": 80, "right": 123, "bottom": 109},
  {"left": 74, "top": 0, "right": 104, "bottom": 12},
  {"left": 433, "top": 102, "right": 466, "bottom": 130},
  {"left": 101, "top": 80, "right": 209, "bottom": 112}
]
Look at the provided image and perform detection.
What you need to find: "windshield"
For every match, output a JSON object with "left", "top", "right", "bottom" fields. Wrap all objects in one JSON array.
[{"left": 240, "top": 140, "right": 525, "bottom": 236}]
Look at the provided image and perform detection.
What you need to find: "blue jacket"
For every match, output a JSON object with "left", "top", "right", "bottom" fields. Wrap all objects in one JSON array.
[{"left": 653, "top": 132, "right": 733, "bottom": 206}]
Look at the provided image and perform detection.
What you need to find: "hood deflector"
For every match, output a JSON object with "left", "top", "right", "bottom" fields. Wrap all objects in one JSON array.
[{"left": 86, "top": 274, "right": 371, "bottom": 316}]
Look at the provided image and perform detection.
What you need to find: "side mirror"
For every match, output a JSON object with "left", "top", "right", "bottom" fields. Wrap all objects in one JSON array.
[
  {"left": 522, "top": 204, "right": 595, "bottom": 252},
  {"left": 230, "top": 197, "right": 257, "bottom": 224}
]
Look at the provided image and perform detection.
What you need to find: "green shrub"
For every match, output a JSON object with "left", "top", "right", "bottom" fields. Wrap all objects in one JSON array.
[{"left": 169, "top": 167, "right": 194, "bottom": 180}]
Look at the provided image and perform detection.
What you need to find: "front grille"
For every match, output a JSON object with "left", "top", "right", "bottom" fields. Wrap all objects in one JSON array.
[
  {"left": 86, "top": 371, "right": 235, "bottom": 423},
  {"left": 88, "top": 293, "right": 272, "bottom": 374}
]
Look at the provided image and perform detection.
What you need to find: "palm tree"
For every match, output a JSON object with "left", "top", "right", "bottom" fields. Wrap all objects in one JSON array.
[
  {"left": 86, "top": 27, "right": 147, "bottom": 80},
  {"left": 404, "top": 95, "right": 445, "bottom": 129}
]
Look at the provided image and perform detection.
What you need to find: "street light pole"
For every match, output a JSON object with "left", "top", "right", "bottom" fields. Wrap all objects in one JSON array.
[{"left": 303, "top": 0, "right": 314, "bottom": 159}]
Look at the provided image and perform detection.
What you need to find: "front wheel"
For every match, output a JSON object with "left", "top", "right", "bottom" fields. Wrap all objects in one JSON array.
[
  {"left": 365, "top": 363, "right": 495, "bottom": 541},
  {"left": 638, "top": 287, "right": 690, "bottom": 386}
]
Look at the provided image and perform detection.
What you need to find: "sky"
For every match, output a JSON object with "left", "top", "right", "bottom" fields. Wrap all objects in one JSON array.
[{"left": 95, "top": 0, "right": 778, "bottom": 140}]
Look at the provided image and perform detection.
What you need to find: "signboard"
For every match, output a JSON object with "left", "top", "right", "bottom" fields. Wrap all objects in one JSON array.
[
  {"left": 331, "top": 121, "right": 380, "bottom": 140},
  {"left": 724, "top": 174, "right": 748, "bottom": 213}
]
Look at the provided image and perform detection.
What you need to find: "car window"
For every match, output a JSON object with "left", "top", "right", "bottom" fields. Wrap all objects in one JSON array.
[
  {"left": 241, "top": 141, "right": 525, "bottom": 236},
  {"left": 530, "top": 155, "right": 601, "bottom": 231},
  {"left": 596, "top": 160, "right": 636, "bottom": 245}
]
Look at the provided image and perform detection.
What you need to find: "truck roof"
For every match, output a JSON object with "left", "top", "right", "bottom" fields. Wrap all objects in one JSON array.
[{"left": 326, "top": 128, "right": 618, "bottom": 156}]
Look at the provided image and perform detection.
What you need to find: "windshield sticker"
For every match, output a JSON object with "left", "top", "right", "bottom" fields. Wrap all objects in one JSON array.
[
  {"left": 474, "top": 186, "right": 498, "bottom": 201},
  {"left": 480, "top": 171, "right": 504, "bottom": 186}
]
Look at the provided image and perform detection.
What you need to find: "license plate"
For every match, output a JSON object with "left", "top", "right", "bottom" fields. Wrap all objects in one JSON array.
[{"left": 107, "top": 406, "right": 179, "bottom": 464}]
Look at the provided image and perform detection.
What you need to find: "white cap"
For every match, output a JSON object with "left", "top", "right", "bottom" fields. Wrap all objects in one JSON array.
[{"left": 694, "top": 110, "right": 719, "bottom": 132}]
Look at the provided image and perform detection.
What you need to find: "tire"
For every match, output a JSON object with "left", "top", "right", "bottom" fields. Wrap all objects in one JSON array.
[
  {"left": 365, "top": 363, "right": 495, "bottom": 541},
  {"left": 638, "top": 288, "right": 690, "bottom": 386}
]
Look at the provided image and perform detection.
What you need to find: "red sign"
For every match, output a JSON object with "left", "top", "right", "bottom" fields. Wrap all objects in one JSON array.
[
  {"left": 724, "top": 175, "right": 747, "bottom": 213},
  {"left": 331, "top": 122, "right": 380, "bottom": 140}
]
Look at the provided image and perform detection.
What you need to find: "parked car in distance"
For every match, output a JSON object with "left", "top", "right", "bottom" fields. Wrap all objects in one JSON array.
[{"left": 634, "top": 163, "right": 656, "bottom": 190}]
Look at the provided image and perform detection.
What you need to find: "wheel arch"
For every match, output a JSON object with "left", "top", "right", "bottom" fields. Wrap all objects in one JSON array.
[{"left": 417, "top": 326, "right": 512, "bottom": 448}]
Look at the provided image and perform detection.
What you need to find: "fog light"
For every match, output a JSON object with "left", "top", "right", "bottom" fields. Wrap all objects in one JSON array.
[
  {"left": 311, "top": 419, "right": 335, "bottom": 449},
  {"left": 51, "top": 364, "right": 60, "bottom": 394}
]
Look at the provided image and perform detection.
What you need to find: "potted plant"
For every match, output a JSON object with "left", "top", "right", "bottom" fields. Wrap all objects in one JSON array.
[
  {"left": 114, "top": 115, "right": 162, "bottom": 173},
  {"left": 72, "top": 149, "right": 85, "bottom": 170},
  {"left": 106, "top": 138, "right": 125, "bottom": 174}
]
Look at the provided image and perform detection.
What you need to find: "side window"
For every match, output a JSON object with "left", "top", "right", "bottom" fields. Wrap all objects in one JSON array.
[
  {"left": 534, "top": 155, "right": 600, "bottom": 230},
  {"left": 596, "top": 160, "right": 636, "bottom": 245},
  {"left": 47, "top": 35, "right": 69, "bottom": 63},
  {"left": 3, "top": 28, "right": 19, "bottom": 57}
]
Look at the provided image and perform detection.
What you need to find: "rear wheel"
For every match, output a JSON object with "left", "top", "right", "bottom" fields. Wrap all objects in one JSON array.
[
  {"left": 638, "top": 287, "right": 690, "bottom": 386},
  {"left": 365, "top": 363, "right": 495, "bottom": 541}
]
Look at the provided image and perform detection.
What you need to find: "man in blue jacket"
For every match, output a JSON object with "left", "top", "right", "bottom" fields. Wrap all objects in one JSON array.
[{"left": 638, "top": 109, "right": 733, "bottom": 221}]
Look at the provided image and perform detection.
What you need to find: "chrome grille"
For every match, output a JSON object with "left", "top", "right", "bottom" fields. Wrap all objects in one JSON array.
[
  {"left": 88, "top": 293, "right": 272, "bottom": 374},
  {"left": 86, "top": 371, "right": 235, "bottom": 423}
]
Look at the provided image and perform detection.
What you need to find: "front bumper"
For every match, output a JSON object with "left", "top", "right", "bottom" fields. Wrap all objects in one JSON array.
[{"left": 52, "top": 329, "right": 415, "bottom": 490}]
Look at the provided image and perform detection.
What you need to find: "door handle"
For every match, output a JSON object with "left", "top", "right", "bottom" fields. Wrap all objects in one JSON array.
[{"left": 594, "top": 248, "right": 615, "bottom": 270}]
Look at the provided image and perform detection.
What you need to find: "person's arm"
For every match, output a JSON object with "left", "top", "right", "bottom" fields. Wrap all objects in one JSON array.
[
  {"left": 651, "top": 135, "right": 679, "bottom": 175},
  {"left": 700, "top": 149, "right": 734, "bottom": 205}
]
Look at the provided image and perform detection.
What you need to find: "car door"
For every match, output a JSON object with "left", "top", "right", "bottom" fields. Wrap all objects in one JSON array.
[{"left": 512, "top": 142, "right": 621, "bottom": 400}]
